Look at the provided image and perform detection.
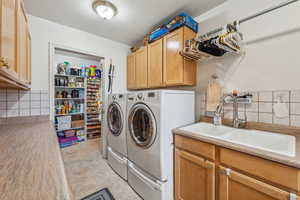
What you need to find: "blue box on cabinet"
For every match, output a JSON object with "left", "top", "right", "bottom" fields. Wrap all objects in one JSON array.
[{"left": 148, "top": 12, "right": 199, "bottom": 43}]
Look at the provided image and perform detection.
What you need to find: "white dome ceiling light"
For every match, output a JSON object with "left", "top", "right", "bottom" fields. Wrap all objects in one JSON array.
[{"left": 92, "top": 0, "right": 118, "bottom": 20}]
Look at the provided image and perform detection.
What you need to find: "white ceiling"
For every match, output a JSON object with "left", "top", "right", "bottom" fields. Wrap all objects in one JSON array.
[{"left": 24, "top": 0, "right": 226, "bottom": 46}]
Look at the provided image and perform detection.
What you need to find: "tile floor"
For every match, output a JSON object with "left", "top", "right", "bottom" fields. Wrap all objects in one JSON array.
[{"left": 61, "top": 138, "right": 141, "bottom": 200}]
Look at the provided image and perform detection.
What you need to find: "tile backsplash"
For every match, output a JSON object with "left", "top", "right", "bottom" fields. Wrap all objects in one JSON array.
[
  {"left": 0, "top": 89, "right": 50, "bottom": 118},
  {"left": 199, "top": 90, "right": 300, "bottom": 127}
]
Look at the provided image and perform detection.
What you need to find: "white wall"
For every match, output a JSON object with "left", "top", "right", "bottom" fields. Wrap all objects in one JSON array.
[
  {"left": 28, "top": 15, "right": 130, "bottom": 93},
  {"left": 194, "top": 0, "right": 300, "bottom": 92},
  {"left": 28, "top": 15, "right": 130, "bottom": 157}
]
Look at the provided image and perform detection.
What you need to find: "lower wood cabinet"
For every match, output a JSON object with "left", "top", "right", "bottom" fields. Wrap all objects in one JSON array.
[
  {"left": 175, "top": 149, "right": 215, "bottom": 200},
  {"left": 219, "top": 166, "right": 295, "bottom": 200},
  {"left": 175, "top": 135, "right": 300, "bottom": 200}
]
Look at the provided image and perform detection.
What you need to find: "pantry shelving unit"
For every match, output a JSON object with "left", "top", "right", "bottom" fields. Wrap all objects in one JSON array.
[
  {"left": 85, "top": 78, "right": 102, "bottom": 139},
  {"left": 50, "top": 45, "right": 104, "bottom": 149}
]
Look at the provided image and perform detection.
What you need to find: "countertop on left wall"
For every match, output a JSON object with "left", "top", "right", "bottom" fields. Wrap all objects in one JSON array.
[{"left": 0, "top": 116, "right": 72, "bottom": 200}]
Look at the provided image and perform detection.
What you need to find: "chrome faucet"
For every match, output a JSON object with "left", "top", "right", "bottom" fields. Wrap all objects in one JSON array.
[
  {"left": 214, "top": 94, "right": 247, "bottom": 128},
  {"left": 232, "top": 95, "right": 247, "bottom": 128}
]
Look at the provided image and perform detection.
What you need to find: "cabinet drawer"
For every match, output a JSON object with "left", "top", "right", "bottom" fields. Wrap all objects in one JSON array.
[
  {"left": 220, "top": 148, "right": 300, "bottom": 192},
  {"left": 175, "top": 135, "right": 215, "bottom": 160}
]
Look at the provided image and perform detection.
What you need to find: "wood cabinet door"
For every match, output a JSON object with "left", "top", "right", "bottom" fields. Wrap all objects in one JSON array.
[
  {"left": 135, "top": 47, "right": 148, "bottom": 89},
  {"left": 16, "top": 0, "right": 28, "bottom": 83},
  {"left": 26, "top": 30, "right": 31, "bottom": 84},
  {"left": 148, "top": 38, "right": 163, "bottom": 88},
  {"left": 183, "top": 27, "right": 196, "bottom": 86},
  {"left": 0, "top": 0, "right": 18, "bottom": 77},
  {"left": 219, "top": 166, "right": 296, "bottom": 200},
  {"left": 163, "top": 28, "right": 184, "bottom": 86},
  {"left": 175, "top": 149, "right": 215, "bottom": 200},
  {"left": 127, "top": 53, "right": 136, "bottom": 89}
]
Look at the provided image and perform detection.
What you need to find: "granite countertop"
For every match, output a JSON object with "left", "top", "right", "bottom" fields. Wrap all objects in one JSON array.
[
  {"left": 0, "top": 116, "right": 72, "bottom": 200},
  {"left": 173, "top": 121, "right": 300, "bottom": 169}
]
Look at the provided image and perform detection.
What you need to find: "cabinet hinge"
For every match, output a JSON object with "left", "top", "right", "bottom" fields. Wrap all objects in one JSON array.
[
  {"left": 290, "top": 193, "right": 297, "bottom": 200},
  {"left": 226, "top": 168, "right": 231, "bottom": 176}
]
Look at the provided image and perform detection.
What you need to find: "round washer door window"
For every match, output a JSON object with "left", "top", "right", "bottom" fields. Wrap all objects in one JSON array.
[
  {"left": 128, "top": 103, "right": 157, "bottom": 148},
  {"left": 107, "top": 103, "right": 123, "bottom": 136}
]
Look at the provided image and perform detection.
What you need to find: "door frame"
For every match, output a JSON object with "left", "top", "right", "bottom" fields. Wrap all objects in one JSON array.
[{"left": 48, "top": 43, "right": 106, "bottom": 155}]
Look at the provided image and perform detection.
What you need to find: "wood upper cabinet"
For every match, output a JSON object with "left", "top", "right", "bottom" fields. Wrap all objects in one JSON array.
[
  {"left": 163, "top": 27, "right": 196, "bottom": 86},
  {"left": 26, "top": 30, "right": 31, "bottom": 84},
  {"left": 163, "top": 28, "right": 183, "bottom": 86},
  {"left": 135, "top": 46, "right": 148, "bottom": 88},
  {"left": 127, "top": 27, "right": 197, "bottom": 90},
  {"left": 219, "top": 166, "right": 296, "bottom": 200},
  {"left": 175, "top": 149, "right": 215, "bottom": 200},
  {"left": 127, "top": 53, "right": 136, "bottom": 89},
  {"left": 0, "top": 0, "right": 31, "bottom": 89},
  {"left": 148, "top": 38, "right": 163, "bottom": 88},
  {"left": 0, "top": 0, "right": 18, "bottom": 77},
  {"left": 17, "top": 0, "right": 28, "bottom": 83}
]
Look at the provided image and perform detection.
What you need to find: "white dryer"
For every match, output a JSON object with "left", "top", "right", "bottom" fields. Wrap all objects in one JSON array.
[
  {"left": 126, "top": 90, "right": 195, "bottom": 200},
  {"left": 107, "top": 93, "right": 128, "bottom": 180}
]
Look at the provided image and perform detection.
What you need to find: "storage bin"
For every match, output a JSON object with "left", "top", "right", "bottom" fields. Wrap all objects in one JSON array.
[
  {"left": 71, "top": 120, "right": 85, "bottom": 128},
  {"left": 148, "top": 12, "right": 198, "bottom": 43}
]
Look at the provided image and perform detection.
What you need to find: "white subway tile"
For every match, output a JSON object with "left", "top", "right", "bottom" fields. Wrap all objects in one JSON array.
[
  {"left": 259, "top": 113, "right": 273, "bottom": 124},
  {"left": 250, "top": 92, "right": 259, "bottom": 102},
  {"left": 199, "top": 93, "right": 206, "bottom": 102},
  {"left": 259, "top": 102, "right": 273, "bottom": 113},
  {"left": 291, "top": 103, "right": 300, "bottom": 115},
  {"left": 273, "top": 116, "right": 290, "bottom": 126},
  {"left": 41, "top": 108, "right": 50, "bottom": 115},
  {"left": 41, "top": 101, "right": 50, "bottom": 108},
  {"left": 41, "top": 93, "right": 49, "bottom": 101},
  {"left": 0, "top": 91, "right": 6, "bottom": 101},
  {"left": 224, "top": 110, "right": 233, "bottom": 120},
  {"left": 7, "top": 89, "right": 18, "bottom": 93},
  {"left": 259, "top": 91, "right": 273, "bottom": 102},
  {"left": 0, "top": 110, "right": 7, "bottom": 118},
  {"left": 7, "top": 109, "right": 19, "bottom": 117},
  {"left": 273, "top": 91, "right": 290, "bottom": 103},
  {"left": 19, "top": 92, "right": 30, "bottom": 101},
  {"left": 238, "top": 104, "right": 245, "bottom": 112},
  {"left": 7, "top": 101, "right": 19, "bottom": 110},
  {"left": 30, "top": 108, "right": 41, "bottom": 116},
  {"left": 20, "top": 101, "right": 30, "bottom": 109},
  {"left": 246, "top": 102, "right": 258, "bottom": 112},
  {"left": 0, "top": 102, "right": 6, "bottom": 109},
  {"left": 291, "top": 90, "right": 300, "bottom": 103},
  {"left": 291, "top": 115, "right": 300, "bottom": 127},
  {"left": 31, "top": 90, "right": 41, "bottom": 94},
  {"left": 7, "top": 93, "right": 19, "bottom": 101},
  {"left": 31, "top": 101, "right": 41, "bottom": 109},
  {"left": 223, "top": 103, "right": 233, "bottom": 110},
  {"left": 31, "top": 93, "right": 41, "bottom": 101},
  {"left": 20, "top": 109, "right": 30, "bottom": 116},
  {"left": 246, "top": 112, "right": 258, "bottom": 122}
]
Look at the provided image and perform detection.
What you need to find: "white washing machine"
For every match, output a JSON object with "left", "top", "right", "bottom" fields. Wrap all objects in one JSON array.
[
  {"left": 107, "top": 93, "right": 128, "bottom": 180},
  {"left": 126, "top": 90, "right": 195, "bottom": 200}
]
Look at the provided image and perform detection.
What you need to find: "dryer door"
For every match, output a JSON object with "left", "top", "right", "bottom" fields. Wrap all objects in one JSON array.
[
  {"left": 128, "top": 103, "right": 157, "bottom": 148},
  {"left": 107, "top": 102, "right": 123, "bottom": 136}
]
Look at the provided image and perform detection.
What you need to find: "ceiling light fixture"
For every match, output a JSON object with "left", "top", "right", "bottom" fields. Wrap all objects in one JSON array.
[{"left": 92, "top": 0, "right": 118, "bottom": 20}]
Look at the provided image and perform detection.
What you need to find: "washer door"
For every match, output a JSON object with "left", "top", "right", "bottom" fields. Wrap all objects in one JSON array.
[
  {"left": 107, "top": 102, "right": 123, "bottom": 136},
  {"left": 128, "top": 103, "right": 157, "bottom": 148}
]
